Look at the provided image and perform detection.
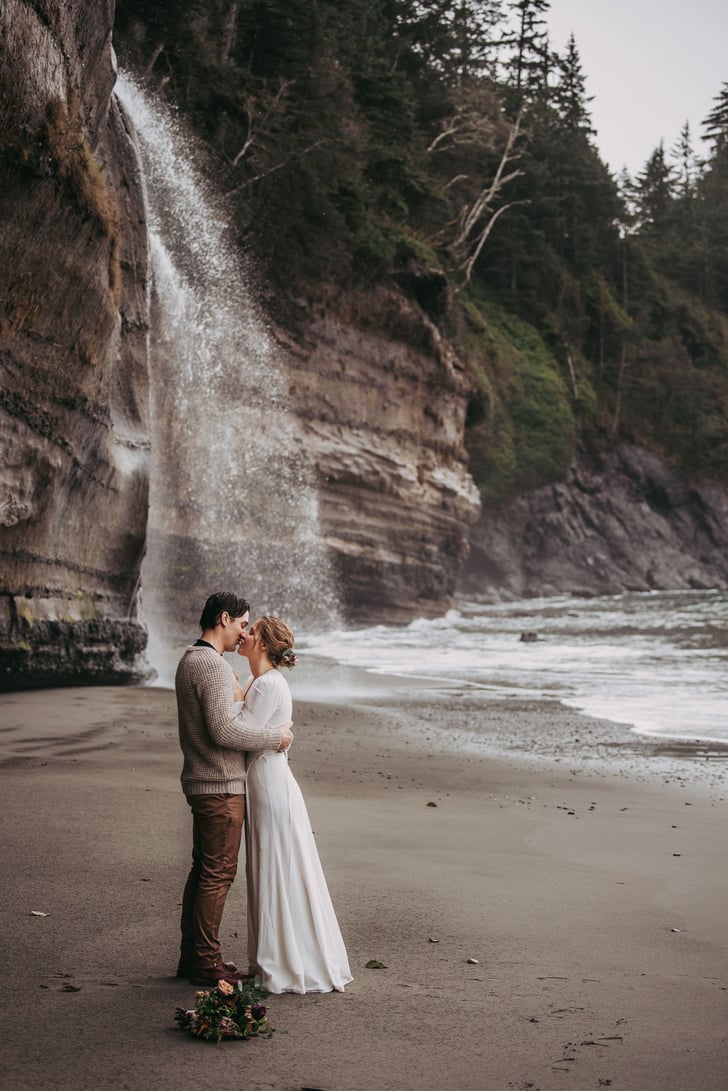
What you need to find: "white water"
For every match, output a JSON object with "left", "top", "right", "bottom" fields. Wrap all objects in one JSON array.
[
  {"left": 298, "top": 589, "right": 728, "bottom": 745},
  {"left": 115, "top": 74, "right": 339, "bottom": 683}
]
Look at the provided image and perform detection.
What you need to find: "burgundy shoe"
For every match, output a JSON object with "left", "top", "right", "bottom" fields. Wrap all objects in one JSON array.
[{"left": 189, "top": 963, "right": 242, "bottom": 987}]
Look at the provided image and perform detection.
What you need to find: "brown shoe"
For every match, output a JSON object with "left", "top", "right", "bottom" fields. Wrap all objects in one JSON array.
[
  {"left": 189, "top": 964, "right": 242, "bottom": 987},
  {"left": 177, "top": 958, "right": 239, "bottom": 979}
]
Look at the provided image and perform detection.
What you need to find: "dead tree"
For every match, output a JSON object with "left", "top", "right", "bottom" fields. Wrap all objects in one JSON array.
[{"left": 451, "top": 108, "right": 526, "bottom": 287}]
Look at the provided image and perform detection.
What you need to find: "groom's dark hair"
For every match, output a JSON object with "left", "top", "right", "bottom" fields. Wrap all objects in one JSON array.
[{"left": 199, "top": 591, "right": 250, "bottom": 630}]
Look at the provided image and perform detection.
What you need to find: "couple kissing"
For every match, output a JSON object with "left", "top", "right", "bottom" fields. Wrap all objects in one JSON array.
[{"left": 175, "top": 591, "right": 352, "bottom": 995}]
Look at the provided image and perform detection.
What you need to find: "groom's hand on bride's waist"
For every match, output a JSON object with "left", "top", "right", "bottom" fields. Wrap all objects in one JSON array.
[{"left": 278, "top": 722, "right": 294, "bottom": 751}]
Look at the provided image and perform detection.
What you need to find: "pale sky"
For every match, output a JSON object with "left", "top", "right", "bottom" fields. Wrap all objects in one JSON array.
[{"left": 546, "top": 0, "right": 728, "bottom": 177}]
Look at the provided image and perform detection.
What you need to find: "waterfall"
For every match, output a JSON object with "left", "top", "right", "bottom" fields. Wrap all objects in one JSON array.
[{"left": 115, "top": 73, "right": 340, "bottom": 684}]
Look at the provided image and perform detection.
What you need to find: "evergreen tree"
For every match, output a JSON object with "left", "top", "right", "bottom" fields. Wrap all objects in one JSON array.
[
  {"left": 551, "top": 33, "right": 594, "bottom": 136},
  {"left": 391, "top": 0, "right": 506, "bottom": 83},
  {"left": 505, "top": 0, "right": 551, "bottom": 101},
  {"left": 702, "top": 81, "right": 728, "bottom": 152},
  {"left": 659, "top": 121, "right": 707, "bottom": 298},
  {"left": 634, "top": 142, "right": 675, "bottom": 230},
  {"left": 446, "top": 0, "right": 507, "bottom": 81},
  {"left": 670, "top": 121, "right": 699, "bottom": 200},
  {"left": 698, "top": 139, "right": 728, "bottom": 311}
]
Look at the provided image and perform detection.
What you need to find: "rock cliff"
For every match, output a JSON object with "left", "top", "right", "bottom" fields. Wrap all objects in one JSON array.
[
  {"left": 462, "top": 444, "right": 728, "bottom": 600},
  {"left": 276, "top": 287, "right": 481, "bottom": 623},
  {"left": 0, "top": 0, "right": 150, "bottom": 688}
]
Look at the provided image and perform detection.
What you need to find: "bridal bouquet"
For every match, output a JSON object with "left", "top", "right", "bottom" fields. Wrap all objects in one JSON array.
[{"left": 175, "top": 978, "right": 274, "bottom": 1044}]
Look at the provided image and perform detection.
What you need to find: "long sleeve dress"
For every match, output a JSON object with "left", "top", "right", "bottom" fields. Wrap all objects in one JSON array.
[{"left": 237, "top": 669, "right": 352, "bottom": 994}]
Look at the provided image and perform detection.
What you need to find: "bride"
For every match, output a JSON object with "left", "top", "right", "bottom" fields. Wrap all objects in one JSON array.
[{"left": 235, "top": 615, "right": 352, "bottom": 994}]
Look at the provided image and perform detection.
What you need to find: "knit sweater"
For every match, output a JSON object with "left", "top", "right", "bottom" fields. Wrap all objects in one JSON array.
[{"left": 176, "top": 645, "right": 283, "bottom": 796}]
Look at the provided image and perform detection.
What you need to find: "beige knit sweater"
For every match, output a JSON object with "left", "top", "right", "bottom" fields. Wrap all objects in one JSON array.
[{"left": 176, "top": 645, "right": 283, "bottom": 796}]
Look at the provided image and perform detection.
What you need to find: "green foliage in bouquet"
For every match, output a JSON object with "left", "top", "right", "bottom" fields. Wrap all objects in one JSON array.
[{"left": 175, "top": 978, "right": 274, "bottom": 1044}]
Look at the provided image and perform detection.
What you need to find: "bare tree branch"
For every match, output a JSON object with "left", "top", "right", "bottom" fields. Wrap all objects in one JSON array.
[
  {"left": 225, "top": 138, "right": 333, "bottom": 195},
  {"left": 459, "top": 200, "right": 528, "bottom": 288},
  {"left": 230, "top": 102, "right": 256, "bottom": 167},
  {"left": 230, "top": 80, "right": 296, "bottom": 168},
  {"left": 144, "top": 42, "right": 165, "bottom": 78},
  {"left": 427, "top": 116, "right": 469, "bottom": 154},
  {"left": 566, "top": 349, "right": 579, "bottom": 400},
  {"left": 426, "top": 92, "right": 502, "bottom": 156},
  {"left": 221, "top": 1, "right": 240, "bottom": 66},
  {"left": 453, "top": 109, "right": 525, "bottom": 251},
  {"left": 443, "top": 173, "right": 470, "bottom": 191}
]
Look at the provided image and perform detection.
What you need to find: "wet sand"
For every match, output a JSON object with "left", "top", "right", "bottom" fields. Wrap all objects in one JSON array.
[{"left": 0, "top": 684, "right": 726, "bottom": 1090}]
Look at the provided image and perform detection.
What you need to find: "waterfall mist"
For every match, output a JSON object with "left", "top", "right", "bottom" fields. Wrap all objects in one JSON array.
[{"left": 115, "top": 73, "right": 340, "bottom": 684}]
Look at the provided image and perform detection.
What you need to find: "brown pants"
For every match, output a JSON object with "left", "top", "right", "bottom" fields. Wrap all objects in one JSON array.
[{"left": 179, "top": 793, "right": 245, "bottom": 971}]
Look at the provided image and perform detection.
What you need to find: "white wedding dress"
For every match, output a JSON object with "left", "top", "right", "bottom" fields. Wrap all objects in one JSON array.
[{"left": 237, "top": 669, "right": 352, "bottom": 994}]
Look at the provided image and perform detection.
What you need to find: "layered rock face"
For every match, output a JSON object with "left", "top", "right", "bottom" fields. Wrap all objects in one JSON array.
[
  {"left": 277, "top": 287, "right": 481, "bottom": 623},
  {"left": 463, "top": 444, "right": 728, "bottom": 600},
  {"left": 0, "top": 0, "right": 150, "bottom": 688}
]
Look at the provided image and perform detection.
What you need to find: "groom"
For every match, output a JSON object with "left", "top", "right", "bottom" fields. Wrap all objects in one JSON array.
[{"left": 175, "top": 590, "right": 293, "bottom": 986}]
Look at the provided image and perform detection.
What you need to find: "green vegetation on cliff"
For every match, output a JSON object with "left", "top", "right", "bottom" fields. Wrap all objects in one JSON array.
[{"left": 113, "top": 0, "right": 728, "bottom": 503}]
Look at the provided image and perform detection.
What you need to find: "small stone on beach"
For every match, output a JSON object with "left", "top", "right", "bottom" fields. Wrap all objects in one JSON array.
[{"left": 466, "top": 957, "right": 479, "bottom": 964}]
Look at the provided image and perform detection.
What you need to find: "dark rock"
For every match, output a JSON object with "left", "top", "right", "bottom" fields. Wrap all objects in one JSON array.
[{"left": 462, "top": 444, "right": 728, "bottom": 599}]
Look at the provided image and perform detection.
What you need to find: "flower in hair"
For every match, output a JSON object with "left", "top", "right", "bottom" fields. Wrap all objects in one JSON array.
[{"left": 280, "top": 648, "right": 297, "bottom": 669}]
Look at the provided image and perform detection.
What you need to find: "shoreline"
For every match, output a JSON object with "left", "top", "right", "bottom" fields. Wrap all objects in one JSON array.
[
  {"left": 1, "top": 683, "right": 726, "bottom": 1089},
  {"left": 291, "top": 648, "right": 728, "bottom": 757},
  {"left": 3, "top": 673, "right": 727, "bottom": 798},
  {"left": 291, "top": 586, "right": 728, "bottom": 752}
]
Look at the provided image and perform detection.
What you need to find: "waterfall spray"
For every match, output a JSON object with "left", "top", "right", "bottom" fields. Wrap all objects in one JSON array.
[{"left": 115, "top": 73, "right": 339, "bottom": 683}]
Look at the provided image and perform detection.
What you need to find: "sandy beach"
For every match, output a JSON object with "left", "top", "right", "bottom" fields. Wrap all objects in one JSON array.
[{"left": 0, "top": 680, "right": 726, "bottom": 1090}]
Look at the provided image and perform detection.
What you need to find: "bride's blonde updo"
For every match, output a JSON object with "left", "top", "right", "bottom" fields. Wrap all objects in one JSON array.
[{"left": 256, "top": 615, "right": 297, "bottom": 669}]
